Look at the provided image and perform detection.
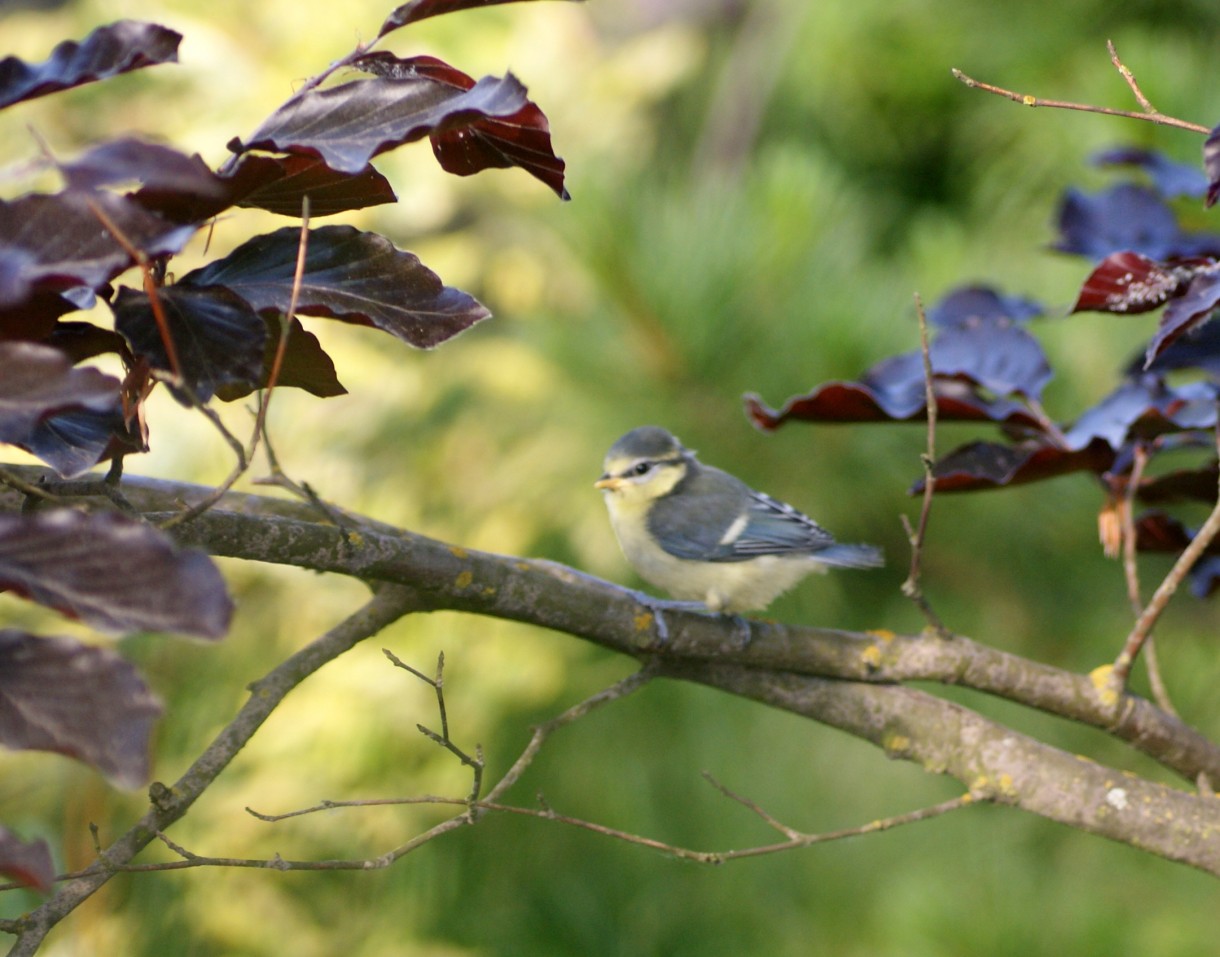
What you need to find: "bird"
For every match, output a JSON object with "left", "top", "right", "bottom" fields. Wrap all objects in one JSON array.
[{"left": 595, "top": 426, "right": 883, "bottom": 615}]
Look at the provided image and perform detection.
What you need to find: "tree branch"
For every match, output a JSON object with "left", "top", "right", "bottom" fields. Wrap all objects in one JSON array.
[{"left": 2, "top": 584, "right": 423, "bottom": 955}]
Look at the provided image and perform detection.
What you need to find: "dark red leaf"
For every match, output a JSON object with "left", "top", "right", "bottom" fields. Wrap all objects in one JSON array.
[
  {"left": 915, "top": 438, "right": 1114, "bottom": 493},
  {"left": 0, "top": 630, "right": 161, "bottom": 788},
  {"left": 1072, "top": 251, "right": 1199, "bottom": 315},
  {"left": 378, "top": 0, "right": 584, "bottom": 38},
  {"left": 134, "top": 154, "right": 397, "bottom": 223},
  {"left": 1093, "top": 147, "right": 1207, "bottom": 200},
  {"left": 232, "top": 72, "right": 530, "bottom": 175},
  {"left": 112, "top": 284, "right": 266, "bottom": 404},
  {"left": 355, "top": 53, "right": 569, "bottom": 198},
  {"left": 0, "top": 192, "right": 195, "bottom": 325},
  {"left": 1145, "top": 270, "right": 1220, "bottom": 367},
  {"left": 0, "top": 510, "right": 232, "bottom": 639},
  {"left": 1053, "top": 184, "right": 1220, "bottom": 260},
  {"left": 0, "top": 827, "right": 54, "bottom": 893},
  {"left": 230, "top": 155, "right": 397, "bottom": 217},
  {"left": 0, "top": 20, "right": 180, "bottom": 111},
  {"left": 182, "top": 225, "right": 489, "bottom": 349},
  {"left": 215, "top": 316, "right": 346, "bottom": 401},
  {"left": 1137, "top": 465, "right": 1219, "bottom": 506},
  {"left": 926, "top": 285, "right": 1044, "bottom": 328},
  {"left": 0, "top": 341, "right": 120, "bottom": 457},
  {"left": 745, "top": 324, "right": 1050, "bottom": 432}
]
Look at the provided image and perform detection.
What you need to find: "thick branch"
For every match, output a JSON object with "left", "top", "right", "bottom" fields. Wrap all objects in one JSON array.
[
  {"left": 658, "top": 660, "right": 1220, "bottom": 876},
  {"left": 4, "top": 467, "right": 1220, "bottom": 876}
]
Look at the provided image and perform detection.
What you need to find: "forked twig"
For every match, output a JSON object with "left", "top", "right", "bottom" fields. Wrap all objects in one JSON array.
[{"left": 952, "top": 40, "right": 1208, "bottom": 135}]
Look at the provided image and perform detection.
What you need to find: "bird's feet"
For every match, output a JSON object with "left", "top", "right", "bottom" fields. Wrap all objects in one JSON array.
[{"left": 629, "top": 592, "right": 753, "bottom": 650}]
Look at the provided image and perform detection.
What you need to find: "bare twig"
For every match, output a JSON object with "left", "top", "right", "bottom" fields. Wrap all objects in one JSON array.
[
  {"left": 952, "top": 53, "right": 1208, "bottom": 135},
  {"left": 1108, "top": 39, "right": 1156, "bottom": 114},
  {"left": 1111, "top": 419, "right": 1220, "bottom": 694},
  {"left": 1114, "top": 446, "right": 1178, "bottom": 716},
  {"left": 900, "top": 292, "right": 950, "bottom": 636}
]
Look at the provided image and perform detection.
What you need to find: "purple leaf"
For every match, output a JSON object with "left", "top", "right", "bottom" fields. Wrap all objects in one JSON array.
[
  {"left": 0, "top": 827, "right": 54, "bottom": 893},
  {"left": 930, "top": 317, "right": 1051, "bottom": 399},
  {"left": 0, "top": 342, "right": 120, "bottom": 451},
  {"left": 0, "top": 510, "right": 232, "bottom": 639},
  {"left": 0, "top": 20, "right": 180, "bottom": 111},
  {"left": 182, "top": 225, "right": 490, "bottom": 349},
  {"left": 1145, "top": 270, "right": 1220, "bottom": 366},
  {"left": 1053, "top": 184, "right": 1220, "bottom": 261},
  {"left": 926, "top": 285, "right": 1044, "bottom": 328},
  {"left": 215, "top": 316, "right": 347, "bottom": 400},
  {"left": 379, "top": 0, "right": 585, "bottom": 38},
  {"left": 60, "top": 137, "right": 225, "bottom": 199},
  {"left": 0, "top": 191, "right": 195, "bottom": 328},
  {"left": 1093, "top": 147, "right": 1208, "bottom": 200},
  {"left": 1204, "top": 122, "right": 1220, "bottom": 208},
  {"left": 112, "top": 284, "right": 266, "bottom": 403},
  {"left": 1064, "top": 377, "right": 1217, "bottom": 451},
  {"left": 232, "top": 72, "right": 530, "bottom": 175},
  {"left": 0, "top": 630, "right": 161, "bottom": 788},
  {"left": 21, "top": 404, "right": 146, "bottom": 478},
  {"left": 355, "top": 53, "right": 569, "bottom": 198}
]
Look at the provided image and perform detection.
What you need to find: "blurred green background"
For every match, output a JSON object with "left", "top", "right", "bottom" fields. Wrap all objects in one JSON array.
[{"left": 3, "top": 0, "right": 1220, "bottom": 953}]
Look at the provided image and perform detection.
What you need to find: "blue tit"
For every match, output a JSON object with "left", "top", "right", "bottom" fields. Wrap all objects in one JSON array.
[{"left": 595, "top": 426, "right": 883, "bottom": 614}]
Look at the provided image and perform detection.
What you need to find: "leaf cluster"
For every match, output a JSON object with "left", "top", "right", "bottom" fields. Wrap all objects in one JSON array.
[
  {"left": 0, "top": 0, "right": 573, "bottom": 893},
  {"left": 748, "top": 146, "right": 1220, "bottom": 595}
]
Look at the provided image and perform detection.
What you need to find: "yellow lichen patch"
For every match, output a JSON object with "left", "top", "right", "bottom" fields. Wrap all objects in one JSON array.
[
  {"left": 969, "top": 775, "right": 990, "bottom": 796},
  {"left": 448, "top": 544, "right": 469, "bottom": 559},
  {"left": 996, "top": 773, "right": 1016, "bottom": 796},
  {"left": 882, "top": 732, "right": 910, "bottom": 756},
  {"left": 866, "top": 629, "right": 897, "bottom": 643},
  {"left": 454, "top": 570, "right": 474, "bottom": 589},
  {"left": 633, "top": 610, "right": 655, "bottom": 632},
  {"left": 1089, "top": 664, "right": 1120, "bottom": 708},
  {"left": 860, "top": 644, "right": 883, "bottom": 670}
]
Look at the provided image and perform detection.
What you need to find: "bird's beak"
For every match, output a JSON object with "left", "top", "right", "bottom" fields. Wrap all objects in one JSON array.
[{"left": 594, "top": 474, "right": 622, "bottom": 491}]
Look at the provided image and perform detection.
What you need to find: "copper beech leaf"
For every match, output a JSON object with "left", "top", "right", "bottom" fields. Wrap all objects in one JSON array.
[
  {"left": 1145, "top": 271, "right": 1220, "bottom": 367},
  {"left": 181, "top": 225, "right": 489, "bottom": 348},
  {"left": 0, "top": 20, "right": 180, "bottom": 111},
  {"left": 354, "top": 53, "right": 569, "bottom": 198},
  {"left": 0, "top": 510, "right": 232, "bottom": 639},
  {"left": 215, "top": 316, "right": 346, "bottom": 401},
  {"left": 0, "top": 827, "right": 54, "bottom": 894},
  {"left": 0, "top": 342, "right": 120, "bottom": 448},
  {"left": 112, "top": 284, "right": 266, "bottom": 404},
  {"left": 0, "top": 191, "right": 195, "bottom": 334},
  {"left": 378, "top": 0, "right": 584, "bottom": 38},
  {"left": 0, "top": 630, "right": 161, "bottom": 788},
  {"left": 1071, "top": 251, "right": 1199, "bottom": 316},
  {"left": 232, "top": 71, "right": 530, "bottom": 175}
]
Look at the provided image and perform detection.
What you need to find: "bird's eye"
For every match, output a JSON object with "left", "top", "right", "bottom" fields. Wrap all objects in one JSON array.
[{"left": 631, "top": 461, "right": 652, "bottom": 476}]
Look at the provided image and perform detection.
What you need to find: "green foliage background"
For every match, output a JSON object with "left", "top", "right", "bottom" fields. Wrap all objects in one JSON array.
[{"left": 3, "top": 0, "right": 1220, "bottom": 953}]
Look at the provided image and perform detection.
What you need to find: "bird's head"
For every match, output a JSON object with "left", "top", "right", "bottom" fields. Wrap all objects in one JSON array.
[{"left": 595, "top": 426, "right": 691, "bottom": 502}]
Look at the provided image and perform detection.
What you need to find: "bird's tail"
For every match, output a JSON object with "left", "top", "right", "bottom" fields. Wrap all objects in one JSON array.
[{"left": 815, "top": 543, "right": 884, "bottom": 569}]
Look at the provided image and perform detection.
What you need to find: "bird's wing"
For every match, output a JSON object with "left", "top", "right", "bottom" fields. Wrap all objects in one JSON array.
[
  {"left": 730, "top": 490, "right": 838, "bottom": 556},
  {"left": 647, "top": 468, "right": 836, "bottom": 563}
]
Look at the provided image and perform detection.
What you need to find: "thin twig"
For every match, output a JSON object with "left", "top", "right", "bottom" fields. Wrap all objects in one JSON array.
[
  {"left": 1112, "top": 417, "right": 1220, "bottom": 691},
  {"left": 952, "top": 40, "right": 1209, "bottom": 136},
  {"left": 1115, "top": 446, "right": 1178, "bottom": 716},
  {"left": 1108, "top": 39, "right": 1156, "bottom": 114},
  {"left": 901, "top": 292, "right": 950, "bottom": 636}
]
